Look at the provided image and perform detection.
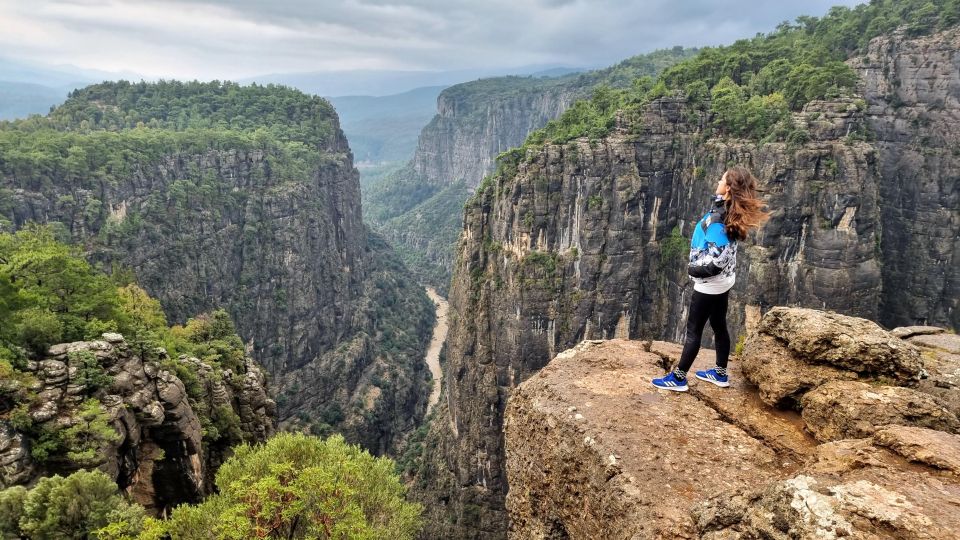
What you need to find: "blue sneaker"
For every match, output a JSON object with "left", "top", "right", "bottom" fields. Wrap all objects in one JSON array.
[
  {"left": 695, "top": 368, "right": 730, "bottom": 388},
  {"left": 651, "top": 371, "right": 688, "bottom": 392}
]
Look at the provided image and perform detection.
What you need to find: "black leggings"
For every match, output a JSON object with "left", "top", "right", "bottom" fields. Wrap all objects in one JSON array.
[{"left": 676, "top": 290, "right": 731, "bottom": 373}]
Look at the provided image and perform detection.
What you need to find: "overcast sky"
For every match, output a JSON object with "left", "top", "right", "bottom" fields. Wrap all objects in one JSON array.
[{"left": 0, "top": 0, "right": 865, "bottom": 80}]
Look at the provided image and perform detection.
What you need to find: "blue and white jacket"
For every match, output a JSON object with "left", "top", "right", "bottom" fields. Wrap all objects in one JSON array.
[{"left": 688, "top": 196, "right": 736, "bottom": 294}]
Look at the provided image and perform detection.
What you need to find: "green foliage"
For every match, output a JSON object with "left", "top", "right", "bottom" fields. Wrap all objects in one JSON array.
[
  {"left": 31, "top": 398, "right": 120, "bottom": 466},
  {"left": 135, "top": 432, "right": 422, "bottom": 539},
  {"left": 0, "top": 485, "right": 27, "bottom": 539},
  {"left": 587, "top": 194, "right": 604, "bottom": 211},
  {"left": 1, "top": 225, "right": 121, "bottom": 355},
  {"left": 115, "top": 284, "right": 167, "bottom": 347},
  {"left": 68, "top": 350, "right": 114, "bottom": 392},
  {"left": 0, "top": 470, "right": 145, "bottom": 540},
  {"left": 14, "top": 80, "right": 336, "bottom": 147},
  {"left": 506, "top": 0, "right": 960, "bottom": 152},
  {"left": 659, "top": 226, "right": 689, "bottom": 267},
  {"left": 0, "top": 356, "right": 36, "bottom": 413},
  {"left": 734, "top": 334, "right": 747, "bottom": 356}
]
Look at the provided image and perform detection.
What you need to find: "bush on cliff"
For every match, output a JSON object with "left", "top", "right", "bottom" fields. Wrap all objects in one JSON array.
[{"left": 132, "top": 432, "right": 422, "bottom": 539}]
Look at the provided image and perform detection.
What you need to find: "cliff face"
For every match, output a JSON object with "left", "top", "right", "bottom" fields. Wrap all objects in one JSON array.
[
  {"left": 851, "top": 29, "right": 960, "bottom": 327},
  {"left": 366, "top": 50, "right": 698, "bottom": 291},
  {"left": 0, "top": 333, "right": 274, "bottom": 513},
  {"left": 1, "top": 85, "right": 434, "bottom": 455},
  {"left": 504, "top": 311, "right": 960, "bottom": 538},
  {"left": 411, "top": 29, "right": 960, "bottom": 538},
  {"left": 412, "top": 87, "right": 580, "bottom": 190},
  {"left": 8, "top": 132, "right": 363, "bottom": 378},
  {"left": 367, "top": 84, "right": 582, "bottom": 292}
]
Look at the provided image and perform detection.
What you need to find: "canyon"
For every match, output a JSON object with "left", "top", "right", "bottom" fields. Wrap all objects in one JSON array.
[{"left": 410, "top": 27, "right": 960, "bottom": 538}]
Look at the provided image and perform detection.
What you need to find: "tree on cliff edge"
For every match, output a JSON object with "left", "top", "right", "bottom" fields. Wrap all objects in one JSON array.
[{"left": 133, "top": 432, "right": 422, "bottom": 539}]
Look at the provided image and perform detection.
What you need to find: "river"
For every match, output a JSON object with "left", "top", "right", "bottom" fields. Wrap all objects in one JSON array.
[{"left": 424, "top": 287, "right": 449, "bottom": 415}]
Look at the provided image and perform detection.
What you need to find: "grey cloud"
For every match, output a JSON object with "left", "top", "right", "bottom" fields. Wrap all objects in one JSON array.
[{"left": 0, "top": 0, "right": 865, "bottom": 80}]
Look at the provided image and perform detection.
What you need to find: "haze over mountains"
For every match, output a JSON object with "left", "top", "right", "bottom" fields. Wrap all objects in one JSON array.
[{"left": 0, "top": 57, "right": 588, "bottom": 168}]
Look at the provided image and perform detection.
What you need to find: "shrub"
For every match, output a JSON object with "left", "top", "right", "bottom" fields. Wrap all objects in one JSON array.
[
  {"left": 659, "top": 226, "right": 689, "bottom": 267},
  {"left": 135, "top": 432, "right": 422, "bottom": 539},
  {"left": 0, "top": 470, "right": 144, "bottom": 540},
  {"left": 69, "top": 350, "right": 113, "bottom": 392}
]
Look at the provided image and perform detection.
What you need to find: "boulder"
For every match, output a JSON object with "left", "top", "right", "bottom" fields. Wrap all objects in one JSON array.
[
  {"left": 800, "top": 381, "right": 960, "bottom": 442},
  {"left": 740, "top": 332, "right": 856, "bottom": 407},
  {"left": 757, "top": 307, "right": 923, "bottom": 380},
  {"left": 741, "top": 308, "right": 925, "bottom": 407},
  {"left": 873, "top": 425, "right": 960, "bottom": 475}
]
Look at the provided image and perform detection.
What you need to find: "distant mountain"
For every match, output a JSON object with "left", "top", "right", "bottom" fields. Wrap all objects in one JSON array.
[
  {"left": 0, "top": 81, "right": 73, "bottom": 119},
  {"left": 241, "top": 64, "right": 591, "bottom": 98},
  {"left": 0, "top": 56, "right": 143, "bottom": 120},
  {"left": 329, "top": 86, "right": 446, "bottom": 165}
]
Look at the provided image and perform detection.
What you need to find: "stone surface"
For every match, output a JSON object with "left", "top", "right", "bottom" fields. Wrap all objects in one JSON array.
[
  {"left": 873, "top": 425, "right": 960, "bottom": 475},
  {"left": 504, "top": 340, "right": 785, "bottom": 539},
  {"left": 800, "top": 381, "right": 960, "bottom": 442}
]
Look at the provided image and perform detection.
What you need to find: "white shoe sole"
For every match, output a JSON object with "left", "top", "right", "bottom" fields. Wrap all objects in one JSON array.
[
  {"left": 695, "top": 374, "right": 730, "bottom": 387},
  {"left": 651, "top": 381, "right": 688, "bottom": 392}
]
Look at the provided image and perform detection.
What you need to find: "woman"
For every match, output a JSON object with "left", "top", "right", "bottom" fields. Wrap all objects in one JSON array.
[{"left": 652, "top": 166, "right": 769, "bottom": 391}]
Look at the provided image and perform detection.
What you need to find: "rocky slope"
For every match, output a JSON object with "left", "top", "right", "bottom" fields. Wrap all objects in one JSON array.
[
  {"left": 0, "top": 333, "right": 274, "bottom": 513},
  {"left": 0, "top": 82, "right": 434, "bottom": 454},
  {"left": 410, "top": 28, "right": 960, "bottom": 538},
  {"left": 504, "top": 309, "right": 960, "bottom": 538}
]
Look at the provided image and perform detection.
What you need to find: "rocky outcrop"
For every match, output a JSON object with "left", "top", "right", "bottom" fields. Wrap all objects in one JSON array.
[
  {"left": 741, "top": 306, "right": 923, "bottom": 407},
  {"left": 504, "top": 310, "right": 960, "bottom": 538},
  {"left": 412, "top": 28, "right": 960, "bottom": 537},
  {"left": 0, "top": 333, "right": 274, "bottom": 512}
]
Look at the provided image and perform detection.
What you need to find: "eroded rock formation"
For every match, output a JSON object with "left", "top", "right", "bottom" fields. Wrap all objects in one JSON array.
[{"left": 0, "top": 333, "right": 274, "bottom": 512}]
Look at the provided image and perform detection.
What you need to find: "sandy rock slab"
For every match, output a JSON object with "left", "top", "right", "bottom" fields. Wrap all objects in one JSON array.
[
  {"left": 504, "top": 340, "right": 788, "bottom": 539},
  {"left": 650, "top": 341, "right": 816, "bottom": 459}
]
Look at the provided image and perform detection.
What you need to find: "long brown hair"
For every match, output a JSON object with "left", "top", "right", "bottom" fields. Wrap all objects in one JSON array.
[{"left": 723, "top": 166, "right": 769, "bottom": 241}]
